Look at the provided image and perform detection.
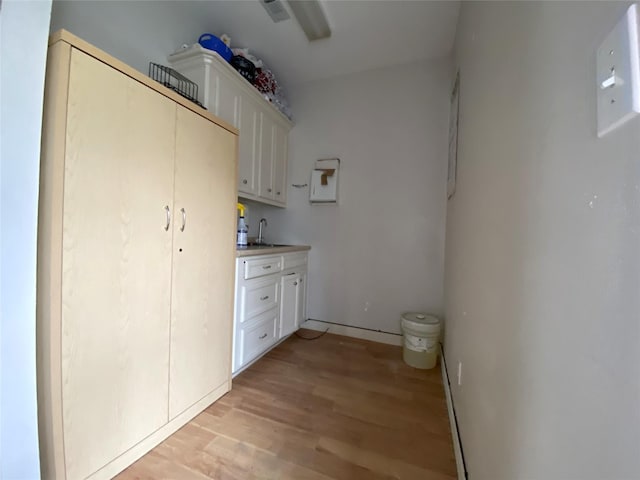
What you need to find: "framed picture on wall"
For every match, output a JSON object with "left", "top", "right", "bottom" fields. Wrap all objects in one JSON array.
[{"left": 447, "top": 70, "right": 460, "bottom": 199}]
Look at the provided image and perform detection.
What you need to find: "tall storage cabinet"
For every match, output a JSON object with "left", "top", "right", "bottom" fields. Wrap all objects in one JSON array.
[{"left": 37, "top": 31, "right": 238, "bottom": 480}]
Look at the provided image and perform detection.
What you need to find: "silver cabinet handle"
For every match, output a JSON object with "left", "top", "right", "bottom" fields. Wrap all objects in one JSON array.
[
  {"left": 260, "top": 295, "right": 269, "bottom": 301},
  {"left": 242, "top": 179, "right": 248, "bottom": 184},
  {"left": 262, "top": 265, "right": 272, "bottom": 270},
  {"left": 293, "top": 281, "right": 298, "bottom": 286},
  {"left": 277, "top": 191, "right": 281, "bottom": 196},
  {"left": 180, "top": 208, "right": 186, "bottom": 232},
  {"left": 164, "top": 206, "right": 171, "bottom": 231},
  {"left": 267, "top": 188, "right": 272, "bottom": 193},
  {"left": 259, "top": 333, "right": 267, "bottom": 340},
  {"left": 285, "top": 272, "right": 296, "bottom": 276}
]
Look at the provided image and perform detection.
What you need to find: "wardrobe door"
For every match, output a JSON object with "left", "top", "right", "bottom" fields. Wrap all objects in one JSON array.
[
  {"left": 61, "top": 48, "right": 175, "bottom": 480},
  {"left": 169, "top": 105, "right": 236, "bottom": 418}
]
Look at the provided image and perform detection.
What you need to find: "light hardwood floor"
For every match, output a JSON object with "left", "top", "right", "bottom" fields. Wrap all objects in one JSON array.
[{"left": 117, "top": 330, "right": 457, "bottom": 480}]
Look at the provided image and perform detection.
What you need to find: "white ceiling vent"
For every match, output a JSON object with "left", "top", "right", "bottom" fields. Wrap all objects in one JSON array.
[{"left": 260, "top": 0, "right": 291, "bottom": 23}]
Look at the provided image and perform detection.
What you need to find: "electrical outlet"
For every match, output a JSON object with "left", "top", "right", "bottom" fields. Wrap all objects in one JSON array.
[{"left": 457, "top": 362, "right": 463, "bottom": 386}]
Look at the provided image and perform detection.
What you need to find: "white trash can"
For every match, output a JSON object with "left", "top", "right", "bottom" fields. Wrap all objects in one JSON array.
[{"left": 400, "top": 312, "right": 441, "bottom": 369}]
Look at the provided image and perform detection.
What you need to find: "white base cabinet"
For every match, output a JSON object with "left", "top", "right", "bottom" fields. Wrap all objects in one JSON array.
[{"left": 233, "top": 251, "right": 309, "bottom": 375}]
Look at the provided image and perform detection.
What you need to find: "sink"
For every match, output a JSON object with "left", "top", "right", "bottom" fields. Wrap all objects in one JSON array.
[{"left": 241, "top": 243, "right": 293, "bottom": 249}]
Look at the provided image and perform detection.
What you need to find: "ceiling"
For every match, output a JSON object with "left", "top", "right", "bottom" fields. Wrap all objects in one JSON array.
[{"left": 198, "top": 1, "right": 461, "bottom": 90}]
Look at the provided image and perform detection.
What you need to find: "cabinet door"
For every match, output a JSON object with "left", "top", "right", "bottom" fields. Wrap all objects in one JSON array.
[
  {"left": 237, "top": 95, "right": 259, "bottom": 195},
  {"left": 258, "top": 111, "right": 275, "bottom": 200},
  {"left": 170, "top": 105, "right": 236, "bottom": 419},
  {"left": 214, "top": 71, "right": 240, "bottom": 127},
  {"left": 61, "top": 49, "right": 175, "bottom": 480},
  {"left": 272, "top": 122, "right": 288, "bottom": 205},
  {"left": 280, "top": 273, "right": 301, "bottom": 338},
  {"left": 297, "top": 272, "right": 307, "bottom": 327}
]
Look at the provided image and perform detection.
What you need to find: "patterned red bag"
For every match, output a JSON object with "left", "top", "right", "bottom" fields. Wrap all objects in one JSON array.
[{"left": 254, "top": 67, "right": 278, "bottom": 95}]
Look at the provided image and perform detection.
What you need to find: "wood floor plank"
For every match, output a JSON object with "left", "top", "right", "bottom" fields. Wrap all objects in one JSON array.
[{"left": 117, "top": 331, "right": 457, "bottom": 480}]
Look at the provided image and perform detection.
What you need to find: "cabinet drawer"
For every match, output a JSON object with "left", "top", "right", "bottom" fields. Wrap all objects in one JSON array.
[
  {"left": 282, "top": 253, "right": 307, "bottom": 270},
  {"left": 240, "top": 277, "right": 278, "bottom": 321},
  {"left": 244, "top": 256, "right": 282, "bottom": 279},
  {"left": 240, "top": 309, "right": 278, "bottom": 365}
]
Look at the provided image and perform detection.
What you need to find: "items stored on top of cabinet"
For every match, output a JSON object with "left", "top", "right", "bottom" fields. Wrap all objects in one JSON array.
[
  {"left": 229, "top": 47, "right": 291, "bottom": 120},
  {"left": 230, "top": 54, "right": 257, "bottom": 83},
  {"left": 37, "top": 30, "right": 237, "bottom": 480},
  {"left": 169, "top": 45, "right": 293, "bottom": 208},
  {"left": 198, "top": 33, "right": 233, "bottom": 62},
  {"left": 191, "top": 33, "right": 292, "bottom": 120},
  {"left": 148, "top": 63, "right": 202, "bottom": 107}
]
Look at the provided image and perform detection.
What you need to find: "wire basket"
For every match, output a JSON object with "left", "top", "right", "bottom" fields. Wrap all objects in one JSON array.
[{"left": 149, "top": 63, "right": 203, "bottom": 108}]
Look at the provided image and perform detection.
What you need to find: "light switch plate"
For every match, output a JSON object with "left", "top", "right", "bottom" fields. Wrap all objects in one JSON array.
[{"left": 596, "top": 4, "right": 640, "bottom": 137}]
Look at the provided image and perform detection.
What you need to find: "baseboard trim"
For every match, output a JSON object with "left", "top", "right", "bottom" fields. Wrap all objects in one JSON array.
[
  {"left": 440, "top": 345, "right": 467, "bottom": 480},
  {"left": 301, "top": 319, "right": 403, "bottom": 346}
]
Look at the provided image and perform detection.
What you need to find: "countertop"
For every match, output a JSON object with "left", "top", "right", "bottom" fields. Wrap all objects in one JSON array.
[{"left": 236, "top": 244, "right": 311, "bottom": 258}]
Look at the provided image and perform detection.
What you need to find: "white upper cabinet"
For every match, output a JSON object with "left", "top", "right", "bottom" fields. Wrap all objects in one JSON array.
[
  {"left": 169, "top": 45, "right": 293, "bottom": 207},
  {"left": 258, "top": 110, "right": 275, "bottom": 201},
  {"left": 237, "top": 96, "right": 259, "bottom": 196},
  {"left": 272, "top": 121, "right": 288, "bottom": 204},
  {"left": 215, "top": 72, "right": 241, "bottom": 127}
]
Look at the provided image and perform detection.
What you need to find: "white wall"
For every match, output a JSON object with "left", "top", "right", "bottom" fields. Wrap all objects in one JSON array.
[
  {"left": 237, "top": 199, "right": 268, "bottom": 242},
  {"left": 1, "top": 0, "right": 53, "bottom": 477},
  {"left": 264, "top": 60, "right": 451, "bottom": 334},
  {"left": 50, "top": 1, "right": 217, "bottom": 75},
  {"left": 444, "top": 2, "right": 640, "bottom": 478},
  {"left": 50, "top": 1, "right": 451, "bottom": 335}
]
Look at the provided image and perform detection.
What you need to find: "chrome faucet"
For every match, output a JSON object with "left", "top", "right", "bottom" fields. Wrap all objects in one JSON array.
[{"left": 257, "top": 218, "right": 268, "bottom": 244}]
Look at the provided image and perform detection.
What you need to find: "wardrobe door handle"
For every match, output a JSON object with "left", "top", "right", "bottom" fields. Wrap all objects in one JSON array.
[
  {"left": 180, "top": 208, "right": 186, "bottom": 232},
  {"left": 164, "top": 206, "right": 171, "bottom": 231}
]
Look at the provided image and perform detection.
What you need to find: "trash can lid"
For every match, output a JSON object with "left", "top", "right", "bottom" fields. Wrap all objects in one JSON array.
[{"left": 401, "top": 312, "right": 439, "bottom": 325}]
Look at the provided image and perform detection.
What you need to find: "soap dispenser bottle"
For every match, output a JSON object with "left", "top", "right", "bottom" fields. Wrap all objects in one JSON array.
[
  {"left": 236, "top": 203, "right": 248, "bottom": 247},
  {"left": 237, "top": 216, "right": 248, "bottom": 247}
]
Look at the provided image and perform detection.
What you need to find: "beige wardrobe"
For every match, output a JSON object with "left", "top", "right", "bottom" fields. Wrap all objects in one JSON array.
[{"left": 37, "top": 31, "right": 238, "bottom": 480}]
